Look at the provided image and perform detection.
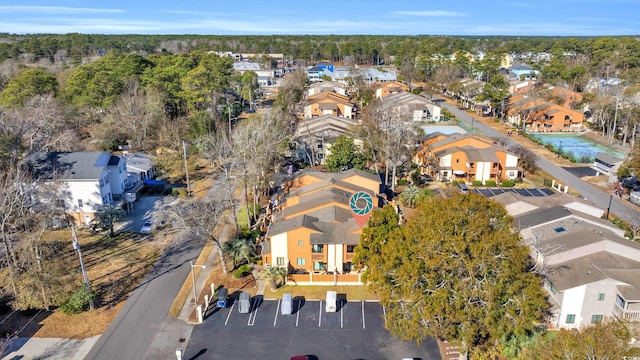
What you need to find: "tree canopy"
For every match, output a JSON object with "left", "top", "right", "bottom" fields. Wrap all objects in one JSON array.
[
  {"left": 355, "top": 193, "right": 548, "bottom": 349},
  {"left": 324, "top": 135, "right": 369, "bottom": 172},
  {"left": 0, "top": 68, "right": 58, "bottom": 108}
]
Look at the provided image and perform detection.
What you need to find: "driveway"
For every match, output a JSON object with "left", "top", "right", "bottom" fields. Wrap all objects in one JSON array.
[{"left": 185, "top": 298, "right": 442, "bottom": 360}]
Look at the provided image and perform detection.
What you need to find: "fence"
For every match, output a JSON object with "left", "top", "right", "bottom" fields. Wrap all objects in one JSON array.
[{"left": 287, "top": 273, "right": 362, "bottom": 286}]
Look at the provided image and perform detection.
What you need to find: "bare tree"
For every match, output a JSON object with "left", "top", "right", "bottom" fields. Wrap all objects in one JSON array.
[
  {"left": 163, "top": 196, "right": 230, "bottom": 274},
  {"left": 231, "top": 113, "right": 289, "bottom": 226},
  {"left": 101, "top": 80, "right": 165, "bottom": 150},
  {"left": 195, "top": 130, "right": 240, "bottom": 230}
]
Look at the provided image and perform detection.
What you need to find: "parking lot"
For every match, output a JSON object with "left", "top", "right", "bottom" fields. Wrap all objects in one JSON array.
[{"left": 184, "top": 297, "right": 441, "bottom": 360}]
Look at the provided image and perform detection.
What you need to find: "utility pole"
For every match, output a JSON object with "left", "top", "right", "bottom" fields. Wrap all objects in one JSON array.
[
  {"left": 72, "top": 225, "right": 94, "bottom": 310},
  {"left": 228, "top": 104, "right": 233, "bottom": 136},
  {"left": 183, "top": 141, "right": 191, "bottom": 196}
]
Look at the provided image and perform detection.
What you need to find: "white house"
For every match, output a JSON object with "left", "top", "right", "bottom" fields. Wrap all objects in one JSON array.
[
  {"left": 494, "top": 192, "right": 640, "bottom": 329},
  {"left": 27, "top": 152, "right": 130, "bottom": 225}
]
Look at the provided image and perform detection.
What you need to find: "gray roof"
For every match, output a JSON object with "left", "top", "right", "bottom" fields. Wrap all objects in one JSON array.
[
  {"left": 294, "top": 115, "right": 359, "bottom": 139},
  {"left": 293, "top": 168, "right": 381, "bottom": 186},
  {"left": 513, "top": 206, "right": 572, "bottom": 230},
  {"left": 547, "top": 252, "right": 640, "bottom": 294},
  {"left": 595, "top": 152, "right": 622, "bottom": 165},
  {"left": 288, "top": 177, "right": 366, "bottom": 198},
  {"left": 266, "top": 214, "right": 322, "bottom": 237},
  {"left": 26, "top": 152, "right": 118, "bottom": 181},
  {"left": 126, "top": 152, "right": 154, "bottom": 172},
  {"left": 283, "top": 187, "right": 353, "bottom": 217}
]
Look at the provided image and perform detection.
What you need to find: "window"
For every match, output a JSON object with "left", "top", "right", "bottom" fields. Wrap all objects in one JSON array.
[
  {"left": 313, "top": 262, "right": 326, "bottom": 271},
  {"left": 312, "top": 244, "right": 324, "bottom": 253},
  {"left": 550, "top": 283, "right": 557, "bottom": 294},
  {"left": 598, "top": 293, "right": 605, "bottom": 301},
  {"left": 296, "top": 258, "right": 306, "bottom": 266},
  {"left": 77, "top": 199, "right": 83, "bottom": 208},
  {"left": 298, "top": 240, "right": 304, "bottom": 247},
  {"left": 276, "top": 257, "right": 284, "bottom": 266},
  {"left": 343, "top": 262, "right": 353, "bottom": 272},
  {"left": 456, "top": 159, "right": 460, "bottom": 163},
  {"left": 616, "top": 294, "right": 626, "bottom": 309},
  {"left": 566, "top": 314, "right": 576, "bottom": 324},
  {"left": 55, "top": 199, "right": 65, "bottom": 208},
  {"left": 346, "top": 245, "right": 356, "bottom": 253},
  {"left": 591, "top": 314, "right": 603, "bottom": 324}
]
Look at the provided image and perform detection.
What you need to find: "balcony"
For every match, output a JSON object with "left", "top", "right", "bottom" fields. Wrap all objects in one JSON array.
[
  {"left": 311, "top": 253, "right": 325, "bottom": 261},
  {"left": 613, "top": 303, "right": 640, "bottom": 322}
]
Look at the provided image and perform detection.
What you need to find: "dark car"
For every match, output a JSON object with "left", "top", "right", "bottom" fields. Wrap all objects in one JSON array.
[
  {"left": 420, "top": 174, "right": 433, "bottom": 183},
  {"left": 290, "top": 356, "right": 309, "bottom": 360},
  {"left": 622, "top": 175, "right": 638, "bottom": 188}
]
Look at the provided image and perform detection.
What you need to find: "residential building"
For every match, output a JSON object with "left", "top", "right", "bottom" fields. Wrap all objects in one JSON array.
[
  {"left": 373, "top": 81, "right": 409, "bottom": 99},
  {"left": 593, "top": 152, "right": 623, "bottom": 180},
  {"left": 307, "top": 66, "right": 326, "bottom": 82},
  {"left": 507, "top": 95, "right": 584, "bottom": 131},
  {"left": 508, "top": 63, "right": 539, "bottom": 81},
  {"left": 294, "top": 114, "right": 360, "bottom": 165},
  {"left": 303, "top": 91, "right": 355, "bottom": 119},
  {"left": 381, "top": 92, "right": 441, "bottom": 122},
  {"left": 26, "top": 152, "right": 131, "bottom": 225},
  {"left": 307, "top": 81, "right": 347, "bottom": 97},
  {"left": 413, "top": 133, "right": 522, "bottom": 182},
  {"left": 261, "top": 169, "right": 382, "bottom": 284},
  {"left": 491, "top": 192, "right": 640, "bottom": 329}
]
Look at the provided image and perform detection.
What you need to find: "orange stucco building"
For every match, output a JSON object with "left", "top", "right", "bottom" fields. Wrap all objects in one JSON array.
[{"left": 261, "top": 169, "right": 382, "bottom": 282}]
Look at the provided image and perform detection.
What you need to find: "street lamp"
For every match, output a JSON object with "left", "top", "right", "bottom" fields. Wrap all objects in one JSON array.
[{"left": 190, "top": 261, "right": 206, "bottom": 306}]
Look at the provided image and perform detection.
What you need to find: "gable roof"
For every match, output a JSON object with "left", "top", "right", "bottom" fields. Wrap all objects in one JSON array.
[
  {"left": 306, "top": 91, "right": 353, "bottom": 106},
  {"left": 547, "top": 251, "right": 640, "bottom": 294},
  {"left": 26, "top": 152, "right": 120, "bottom": 181},
  {"left": 294, "top": 115, "right": 359, "bottom": 139}
]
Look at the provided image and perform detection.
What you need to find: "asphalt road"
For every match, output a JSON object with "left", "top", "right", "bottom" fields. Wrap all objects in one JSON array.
[
  {"left": 185, "top": 298, "right": 442, "bottom": 360},
  {"left": 435, "top": 97, "right": 640, "bottom": 225},
  {"left": 85, "top": 218, "right": 206, "bottom": 360}
]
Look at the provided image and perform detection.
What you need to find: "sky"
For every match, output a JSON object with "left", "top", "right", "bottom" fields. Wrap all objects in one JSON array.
[{"left": 0, "top": 0, "right": 639, "bottom": 36}]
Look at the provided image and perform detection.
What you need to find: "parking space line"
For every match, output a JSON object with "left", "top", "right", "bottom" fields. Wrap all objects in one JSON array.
[
  {"left": 247, "top": 299, "right": 260, "bottom": 326},
  {"left": 295, "top": 300, "right": 300, "bottom": 327},
  {"left": 382, "top": 305, "right": 387, "bottom": 324},
  {"left": 318, "top": 301, "right": 322, "bottom": 327},
  {"left": 225, "top": 304, "right": 234, "bottom": 326},
  {"left": 362, "top": 301, "right": 365, "bottom": 329},
  {"left": 340, "top": 301, "right": 343, "bottom": 328},
  {"left": 274, "top": 300, "right": 280, "bottom": 326}
]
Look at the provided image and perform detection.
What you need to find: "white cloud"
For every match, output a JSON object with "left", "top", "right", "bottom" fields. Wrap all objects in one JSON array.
[
  {"left": 0, "top": 5, "right": 123, "bottom": 14},
  {"left": 393, "top": 10, "right": 465, "bottom": 17}
]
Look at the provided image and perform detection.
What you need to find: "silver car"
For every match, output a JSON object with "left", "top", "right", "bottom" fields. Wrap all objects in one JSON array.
[{"left": 140, "top": 220, "right": 153, "bottom": 234}]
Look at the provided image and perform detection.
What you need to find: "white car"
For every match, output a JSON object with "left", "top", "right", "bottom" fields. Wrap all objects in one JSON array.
[{"left": 140, "top": 220, "right": 153, "bottom": 234}]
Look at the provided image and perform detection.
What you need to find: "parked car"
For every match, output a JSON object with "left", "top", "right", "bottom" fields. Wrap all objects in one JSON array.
[
  {"left": 457, "top": 183, "right": 469, "bottom": 194},
  {"left": 290, "top": 356, "right": 309, "bottom": 360},
  {"left": 140, "top": 220, "right": 153, "bottom": 234}
]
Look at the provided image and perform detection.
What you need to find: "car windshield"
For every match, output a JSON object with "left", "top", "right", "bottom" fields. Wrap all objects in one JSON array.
[{"left": 143, "top": 221, "right": 152, "bottom": 226}]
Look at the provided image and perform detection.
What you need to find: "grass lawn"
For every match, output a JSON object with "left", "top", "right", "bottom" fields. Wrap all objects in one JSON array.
[{"left": 0, "top": 228, "right": 166, "bottom": 339}]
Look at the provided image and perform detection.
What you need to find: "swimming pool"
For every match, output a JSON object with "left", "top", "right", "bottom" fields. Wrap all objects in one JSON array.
[{"left": 529, "top": 133, "right": 625, "bottom": 163}]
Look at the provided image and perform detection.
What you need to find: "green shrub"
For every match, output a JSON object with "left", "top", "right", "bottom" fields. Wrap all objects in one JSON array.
[
  {"left": 570, "top": 157, "right": 577, "bottom": 163},
  {"left": 60, "top": 287, "right": 94, "bottom": 315},
  {"left": 471, "top": 180, "right": 482, "bottom": 186},
  {"left": 501, "top": 180, "right": 515, "bottom": 187},
  {"left": 485, "top": 180, "right": 497, "bottom": 187},
  {"left": 232, "top": 264, "right": 252, "bottom": 278},
  {"left": 397, "top": 179, "right": 409, "bottom": 185},
  {"left": 451, "top": 180, "right": 459, "bottom": 185}
]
